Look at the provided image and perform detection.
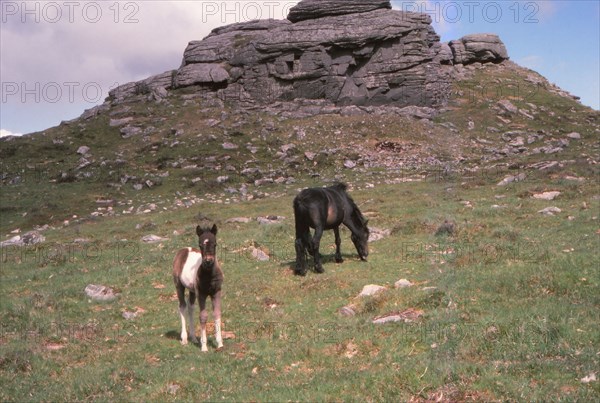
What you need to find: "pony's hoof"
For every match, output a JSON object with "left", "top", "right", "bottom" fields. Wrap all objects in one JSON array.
[
  {"left": 294, "top": 269, "right": 307, "bottom": 276},
  {"left": 181, "top": 339, "right": 188, "bottom": 346},
  {"left": 335, "top": 257, "right": 344, "bottom": 263},
  {"left": 315, "top": 266, "right": 324, "bottom": 274}
]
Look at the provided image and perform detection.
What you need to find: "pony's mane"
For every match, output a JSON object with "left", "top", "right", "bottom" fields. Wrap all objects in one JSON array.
[
  {"left": 336, "top": 185, "right": 368, "bottom": 232},
  {"left": 330, "top": 182, "right": 348, "bottom": 192}
]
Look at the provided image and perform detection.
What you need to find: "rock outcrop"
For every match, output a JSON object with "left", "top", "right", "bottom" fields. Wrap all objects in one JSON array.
[{"left": 108, "top": 0, "right": 509, "bottom": 112}]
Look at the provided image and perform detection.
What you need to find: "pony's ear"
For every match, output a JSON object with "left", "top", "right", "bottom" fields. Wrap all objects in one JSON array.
[
  {"left": 196, "top": 225, "right": 202, "bottom": 236},
  {"left": 210, "top": 224, "right": 218, "bottom": 235}
]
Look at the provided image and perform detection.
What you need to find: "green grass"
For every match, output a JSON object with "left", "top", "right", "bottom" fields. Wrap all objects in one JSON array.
[{"left": 1, "top": 61, "right": 599, "bottom": 401}]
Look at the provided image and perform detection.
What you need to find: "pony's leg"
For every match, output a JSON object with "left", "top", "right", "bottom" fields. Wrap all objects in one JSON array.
[
  {"left": 176, "top": 285, "right": 189, "bottom": 345},
  {"left": 312, "top": 226, "right": 324, "bottom": 273},
  {"left": 302, "top": 231, "right": 314, "bottom": 256},
  {"left": 199, "top": 294, "right": 209, "bottom": 352},
  {"left": 334, "top": 227, "right": 343, "bottom": 263},
  {"left": 187, "top": 291, "right": 198, "bottom": 343},
  {"left": 295, "top": 238, "right": 308, "bottom": 276},
  {"left": 212, "top": 291, "right": 223, "bottom": 350}
]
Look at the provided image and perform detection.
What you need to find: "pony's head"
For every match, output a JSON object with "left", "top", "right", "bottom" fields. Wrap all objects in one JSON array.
[
  {"left": 196, "top": 224, "right": 218, "bottom": 268},
  {"left": 351, "top": 220, "right": 369, "bottom": 261}
]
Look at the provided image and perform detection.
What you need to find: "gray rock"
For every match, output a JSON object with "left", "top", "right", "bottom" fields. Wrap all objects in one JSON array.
[
  {"left": 225, "top": 217, "right": 251, "bottom": 224},
  {"left": 339, "top": 304, "right": 357, "bottom": 317},
  {"left": 120, "top": 126, "right": 142, "bottom": 138},
  {"left": 532, "top": 191, "right": 561, "bottom": 201},
  {"left": 497, "top": 173, "right": 526, "bottom": 186},
  {"left": 141, "top": 234, "right": 168, "bottom": 243},
  {"left": 395, "top": 279, "right": 413, "bottom": 288},
  {"left": 250, "top": 247, "right": 270, "bottom": 262},
  {"left": 566, "top": 132, "right": 581, "bottom": 139},
  {"left": 21, "top": 231, "right": 46, "bottom": 245},
  {"left": 84, "top": 284, "right": 118, "bottom": 302},
  {"left": 497, "top": 99, "right": 518, "bottom": 114},
  {"left": 368, "top": 227, "right": 390, "bottom": 242},
  {"left": 450, "top": 34, "right": 508, "bottom": 65},
  {"left": 77, "top": 145, "right": 90, "bottom": 155},
  {"left": 222, "top": 142, "right": 239, "bottom": 150},
  {"left": 287, "top": 0, "right": 391, "bottom": 22},
  {"left": 358, "top": 284, "right": 387, "bottom": 297},
  {"left": 538, "top": 207, "right": 561, "bottom": 215},
  {"left": 85, "top": 3, "right": 510, "bottom": 117}
]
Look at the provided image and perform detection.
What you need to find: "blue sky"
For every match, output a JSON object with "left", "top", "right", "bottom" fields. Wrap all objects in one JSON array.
[{"left": 1, "top": 0, "right": 598, "bottom": 137}]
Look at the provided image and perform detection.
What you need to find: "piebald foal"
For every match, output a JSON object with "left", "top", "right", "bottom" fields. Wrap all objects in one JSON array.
[{"left": 172, "top": 224, "right": 224, "bottom": 351}]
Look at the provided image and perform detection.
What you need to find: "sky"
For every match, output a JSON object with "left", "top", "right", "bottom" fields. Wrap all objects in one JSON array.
[{"left": 1, "top": 0, "right": 599, "bottom": 137}]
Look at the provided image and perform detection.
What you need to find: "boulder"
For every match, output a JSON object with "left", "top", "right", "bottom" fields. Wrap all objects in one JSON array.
[
  {"left": 287, "top": 0, "right": 392, "bottom": 23},
  {"left": 450, "top": 34, "right": 508, "bottom": 65},
  {"left": 96, "top": 3, "right": 510, "bottom": 113}
]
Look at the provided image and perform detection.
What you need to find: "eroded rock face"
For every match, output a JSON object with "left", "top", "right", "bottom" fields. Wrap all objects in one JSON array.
[
  {"left": 108, "top": 0, "right": 509, "bottom": 111},
  {"left": 287, "top": 0, "right": 392, "bottom": 22}
]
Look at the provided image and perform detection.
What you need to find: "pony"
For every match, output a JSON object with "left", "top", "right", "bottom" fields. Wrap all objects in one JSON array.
[
  {"left": 172, "top": 224, "right": 224, "bottom": 351},
  {"left": 293, "top": 183, "right": 369, "bottom": 275}
]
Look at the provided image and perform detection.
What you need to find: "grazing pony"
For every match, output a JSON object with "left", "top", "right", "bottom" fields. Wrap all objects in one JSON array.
[
  {"left": 293, "top": 183, "right": 369, "bottom": 275},
  {"left": 172, "top": 224, "right": 224, "bottom": 351}
]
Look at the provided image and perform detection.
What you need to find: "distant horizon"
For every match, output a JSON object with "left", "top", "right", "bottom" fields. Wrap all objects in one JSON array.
[{"left": 1, "top": 0, "right": 598, "bottom": 137}]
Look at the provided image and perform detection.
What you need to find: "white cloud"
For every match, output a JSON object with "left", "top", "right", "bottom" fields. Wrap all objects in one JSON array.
[
  {"left": 0, "top": 129, "right": 24, "bottom": 138},
  {"left": 0, "top": 1, "right": 300, "bottom": 134}
]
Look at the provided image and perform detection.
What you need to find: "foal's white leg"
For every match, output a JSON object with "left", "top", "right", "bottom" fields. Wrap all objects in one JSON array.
[
  {"left": 179, "top": 305, "right": 188, "bottom": 345},
  {"left": 213, "top": 291, "right": 223, "bottom": 350},
  {"left": 200, "top": 322, "right": 208, "bottom": 352},
  {"left": 215, "top": 318, "right": 223, "bottom": 350},
  {"left": 199, "top": 295, "right": 208, "bottom": 352}
]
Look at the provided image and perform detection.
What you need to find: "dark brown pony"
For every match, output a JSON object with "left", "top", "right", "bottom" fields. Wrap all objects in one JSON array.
[
  {"left": 293, "top": 183, "right": 369, "bottom": 275},
  {"left": 172, "top": 224, "right": 224, "bottom": 351}
]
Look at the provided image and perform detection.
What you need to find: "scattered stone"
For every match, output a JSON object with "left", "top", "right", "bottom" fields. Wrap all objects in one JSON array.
[
  {"left": 120, "top": 126, "right": 142, "bottom": 138},
  {"left": 344, "top": 160, "right": 357, "bottom": 169},
  {"left": 532, "top": 191, "right": 561, "bottom": 201},
  {"left": 84, "top": 284, "right": 118, "bottom": 302},
  {"left": 141, "top": 234, "right": 168, "bottom": 243},
  {"left": 257, "top": 216, "right": 285, "bottom": 225},
  {"left": 0, "top": 235, "right": 23, "bottom": 247},
  {"left": 304, "top": 151, "right": 317, "bottom": 161},
  {"left": 76, "top": 145, "right": 90, "bottom": 155},
  {"left": 109, "top": 117, "right": 133, "bottom": 127},
  {"left": 358, "top": 284, "right": 387, "bottom": 297},
  {"left": 368, "top": 227, "right": 390, "bottom": 242},
  {"left": 122, "top": 311, "right": 138, "bottom": 320},
  {"left": 497, "top": 99, "right": 518, "bottom": 114},
  {"left": 566, "top": 132, "right": 581, "bottom": 139},
  {"left": 250, "top": 246, "right": 269, "bottom": 262},
  {"left": 497, "top": 173, "right": 526, "bottom": 186},
  {"left": 538, "top": 207, "right": 561, "bottom": 216},
  {"left": 222, "top": 142, "right": 238, "bottom": 150},
  {"left": 581, "top": 373, "right": 597, "bottom": 384},
  {"left": 225, "top": 217, "right": 251, "bottom": 224},
  {"left": 372, "top": 308, "right": 424, "bottom": 324},
  {"left": 339, "top": 304, "right": 357, "bottom": 317},
  {"left": 394, "top": 279, "right": 413, "bottom": 288}
]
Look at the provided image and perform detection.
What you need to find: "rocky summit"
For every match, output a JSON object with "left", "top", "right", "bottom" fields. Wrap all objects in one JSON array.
[{"left": 108, "top": 0, "right": 508, "bottom": 113}]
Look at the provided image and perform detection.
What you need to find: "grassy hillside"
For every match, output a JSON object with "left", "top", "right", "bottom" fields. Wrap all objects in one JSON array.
[{"left": 1, "top": 61, "right": 599, "bottom": 401}]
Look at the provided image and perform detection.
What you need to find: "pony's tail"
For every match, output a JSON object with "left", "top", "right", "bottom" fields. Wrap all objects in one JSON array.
[{"left": 293, "top": 196, "right": 308, "bottom": 238}]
